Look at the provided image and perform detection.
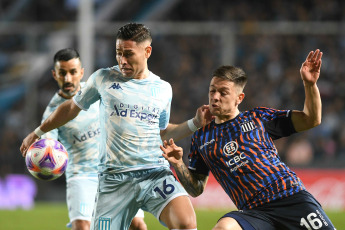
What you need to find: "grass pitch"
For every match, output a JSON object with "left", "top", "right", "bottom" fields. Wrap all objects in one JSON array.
[{"left": 0, "top": 202, "right": 344, "bottom": 229}]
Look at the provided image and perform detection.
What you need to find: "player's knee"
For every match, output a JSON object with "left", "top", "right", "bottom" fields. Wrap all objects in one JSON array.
[
  {"left": 178, "top": 215, "right": 197, "bottom": 229},
  {"left": 72, "top": 219, "right": 91, "bottom": 230},
  {"left": 212, "top": 217, "right": 242, "bottom": 230},
  {"left": 129, "top": 217, "right": 147, "bottom": 230}
]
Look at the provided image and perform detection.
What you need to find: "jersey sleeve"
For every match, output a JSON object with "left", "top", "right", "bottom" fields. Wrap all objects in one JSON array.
[
  {"left": 188, "top": 135, "right": 210, "bottom": 175},
  {"left": 254, "top": 107, "right": 296, "bottom": 140},
  {"left": 159, "top": 82, "right": 172, "bottom": 130},
  {"left": 73, "top": 70, "right": 101, "bottom": 111}
]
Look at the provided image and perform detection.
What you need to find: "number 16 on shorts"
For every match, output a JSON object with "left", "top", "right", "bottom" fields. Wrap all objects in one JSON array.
[
  {"left": 154, "top": 179, "right": 175, "bottom": 199},
  {"left": 300, "top": 210, "right": 335, "bottom": 230}
]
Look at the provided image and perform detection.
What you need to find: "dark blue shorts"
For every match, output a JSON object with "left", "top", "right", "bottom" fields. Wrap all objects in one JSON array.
[{"left": 221, "top": 190, "right": 336, "bottom": 230}]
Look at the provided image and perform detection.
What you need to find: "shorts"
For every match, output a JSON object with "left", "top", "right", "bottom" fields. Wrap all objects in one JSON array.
[
  {"left": 222, "top": 190, "right": 336, "bottom": 230},
  {"left": 66, "top": 177, "right": 145, "bottom": 228},
  {"left": 66, "top": 177, "right": 98, "bottom": 223},
  {"left": 91, "top": 167, "right": 189, "bottom": 230}
]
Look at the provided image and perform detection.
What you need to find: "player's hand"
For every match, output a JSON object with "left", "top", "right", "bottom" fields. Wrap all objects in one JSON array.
[
  {"left": 193, "top": 105, "right": 214, "bottom": 128},
  {"left": 300, "top": 49, "right": 323, "bottom": 86},
  {"left": 160, "top": 138, "right": 184, "bottom": 166},
  {"left": 20, "top": 132, "right": 39, "bottom": 157}
]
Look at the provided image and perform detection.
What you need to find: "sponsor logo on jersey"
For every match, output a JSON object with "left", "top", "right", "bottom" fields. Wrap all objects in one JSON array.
[
  {"left": 110, "top": 103, "right": 160, "bottom": 125},
  {"left": 224, "top": 141, "right": 249, "bottom": 171},
  {"left": 223, "top": 141, "right": 238, "bottom": 156},
  {"left": 240, "top": 120, "right": 256, "bottom": 132},
  {"left": 108, "top": 83, "right": 123, "bottom": 90},
  {"left": 73, "top": 128, "right": 101, "bottom": 144},
  {"left": 199, "top": 139, "right": 215, "bottom": 150}
]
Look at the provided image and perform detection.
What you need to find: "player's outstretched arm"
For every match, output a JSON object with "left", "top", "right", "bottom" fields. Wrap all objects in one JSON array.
[
  {"left": 292, "top": 49, "right": 323, "bottom": 132},
  {"left": 160, "top": 139, "right": 208, "bottom": 197},
  {"left": 20, "top": 100, "right": 81, "bottom": 156},
  {"left": 160, "top": 105, "right": 213, "bottom": 142}
]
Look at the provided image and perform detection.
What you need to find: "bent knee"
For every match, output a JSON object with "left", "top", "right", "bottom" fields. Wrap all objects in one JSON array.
[
  {"left": 212, "top": 217, "right": 242, "bottom": 230},
  {"left": 72, "top": 219, "right": 91, "bottom": 230}
]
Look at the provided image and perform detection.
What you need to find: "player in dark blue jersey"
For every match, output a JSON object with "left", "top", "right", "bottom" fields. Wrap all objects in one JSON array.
[{"left": 160, "top": 49, "right": 336, "bottom": 229}]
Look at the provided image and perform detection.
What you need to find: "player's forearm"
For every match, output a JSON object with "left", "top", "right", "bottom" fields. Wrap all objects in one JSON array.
[
  {"left": 40, "top": 100, "right": 80, "bottom": 133},
  {"left": 172, "top": 162, "right": 205, "bottom": 197},
  {"left": 161, "top": 119, "right": 199, "bottom": 142},
  {"left": 302, "top": 83, "right": 322, "bottom": 128}
]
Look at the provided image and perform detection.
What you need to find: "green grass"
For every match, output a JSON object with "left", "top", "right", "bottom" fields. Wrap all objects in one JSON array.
[{"left": 0, "top": 202, "right": 344, "bottom": 229}]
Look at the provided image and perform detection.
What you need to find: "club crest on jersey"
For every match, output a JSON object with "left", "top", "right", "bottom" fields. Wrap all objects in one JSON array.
[
  {"left": 151, "top": 87, "right": 160, "bottom": 97},
  {"left": 240, "top": 120, "right": 256, "bottom": 132},
  {"left": 223, "top": 141, "right": 238, "bottom": 156},
  {"left": 109, "top": 83, "right": 123, "bottom": 90}
]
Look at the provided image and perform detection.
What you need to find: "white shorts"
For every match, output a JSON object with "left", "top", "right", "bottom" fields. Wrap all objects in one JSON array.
[
  {"left": 66, "top": 177, "right": 98, "bottom": 223},
  {"left": 91, "top": 167, "right": 188, "bottom": 230},
  {"left": 66, "top": 177, "right": 145, "bottom": 228}
]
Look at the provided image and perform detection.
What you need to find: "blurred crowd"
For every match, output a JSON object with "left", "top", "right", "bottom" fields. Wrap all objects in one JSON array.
[{"left": 1, "top": 0, "right": 345, "bottom": 179}]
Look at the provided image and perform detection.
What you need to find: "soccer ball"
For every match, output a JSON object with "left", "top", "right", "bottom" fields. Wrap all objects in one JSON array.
[{"left": 25, "top": 138, "right": 68, "bottom": 181}]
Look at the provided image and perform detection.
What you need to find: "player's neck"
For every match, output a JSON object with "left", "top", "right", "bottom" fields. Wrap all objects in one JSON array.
[
  {"left": 133, "top": 68, "right": 150, "bottom": 80},
  {"left": 215, "top": 110, "right": 240, "bottom": 124}
]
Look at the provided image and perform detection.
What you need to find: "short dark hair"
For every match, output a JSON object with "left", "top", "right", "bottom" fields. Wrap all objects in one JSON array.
[
  {"left": 53, "top": 48, "right": 80, "bottom": 64},
  {"left": 213, "top": 66, "right": 247, "bottom": 89},
  {"left": 116, "top": 23, "right": 152, "bottom": 43}
]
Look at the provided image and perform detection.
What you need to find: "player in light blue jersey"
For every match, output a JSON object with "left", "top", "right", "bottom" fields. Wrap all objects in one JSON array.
[
  {"left": 21, "top": 24, "right": 212, "bottom": 230},
  {"left": 38, "top": 48, "right": 147, "bottom": 230}
]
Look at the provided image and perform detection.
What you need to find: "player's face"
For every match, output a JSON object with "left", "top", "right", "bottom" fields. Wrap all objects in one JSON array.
[
  {"left": 116, "top": 39, "right": 152, "bottom": 79},
  {"left": 52, "top": 58, "right": 84, "bottom": 98},
  {"left": 209, "top": 77, "right": 244, "bottom": 123}
]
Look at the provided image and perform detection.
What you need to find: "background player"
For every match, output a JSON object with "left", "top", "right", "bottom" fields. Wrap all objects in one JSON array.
[
  {"left": 41, "top": 48, "right": 147, "bottom": 230},
  {"left": 161, "top": 49, "right": 336, "bottom": 229}
]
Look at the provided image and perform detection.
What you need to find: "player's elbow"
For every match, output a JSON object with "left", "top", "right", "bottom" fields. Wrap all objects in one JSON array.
[
  {"left": 313, "top": 118, "right": 321, "bottom": 127},
  {"left": 187, "top": 185, "right": 204, "bottom": 198},
  {"left": 308, "top": 116, "right": 321, "bottom": 129}
]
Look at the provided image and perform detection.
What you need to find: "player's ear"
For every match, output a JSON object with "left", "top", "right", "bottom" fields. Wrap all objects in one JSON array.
[
  {"left": 80, "top": 67, "right": 85, "bottom": 80},
  {"left": 52, "top": 69, "right": 58, "bottom": 81},
  {"left": 145, "top": 46, "right": 152, "bottom": 59},
  {"left": 236, "top": 92, "right": 245, "bottom": 106}
]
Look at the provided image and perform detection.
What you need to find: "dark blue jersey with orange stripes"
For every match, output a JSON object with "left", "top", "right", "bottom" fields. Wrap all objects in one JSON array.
[{"left": 188, "top": 107, "right": 306, "bottom": 210}]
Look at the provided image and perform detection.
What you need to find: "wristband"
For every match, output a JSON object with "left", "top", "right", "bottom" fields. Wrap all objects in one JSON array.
[
  {"left": 34, "top": 127, "right": 45, "bottom": 137},
  {"left": 187, "top": 119, "right": 199, "bottom": 132}
]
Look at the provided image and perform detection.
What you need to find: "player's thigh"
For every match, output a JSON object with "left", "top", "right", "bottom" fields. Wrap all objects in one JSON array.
[
  {"left": 91, "top": 173, "right": 138, "bottom": 230},
  {"left": 141, "top": 167, "right": 195, "bottom": 227},
  {"left": 159, "top": 195, "right": 196, "bottom": 229},
  {"left": 66, "top": 177, "right": 98, "bottom": 221},
  {"left": 266, "top": 191, "right": 336, "bottom": 229},
  {"left": 213, "top": 217, "right": 242, "bottom": 230}
]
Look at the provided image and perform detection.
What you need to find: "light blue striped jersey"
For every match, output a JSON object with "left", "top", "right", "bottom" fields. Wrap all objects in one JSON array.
[
  {"left": 42, "top": 83, "right": 100, "bottom": 180},
  {"left": 73, "top": 65, "right": 172, "bottom": 173}
]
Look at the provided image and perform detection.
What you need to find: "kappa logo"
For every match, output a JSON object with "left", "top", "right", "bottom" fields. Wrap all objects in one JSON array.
[{"left": 109, "top": 83, "right": 123, "bottom": 90}]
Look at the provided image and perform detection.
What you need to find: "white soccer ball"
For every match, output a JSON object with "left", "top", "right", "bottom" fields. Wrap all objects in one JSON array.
[{"left": 25, "top": 138, "right": 68, "bottom": 181}]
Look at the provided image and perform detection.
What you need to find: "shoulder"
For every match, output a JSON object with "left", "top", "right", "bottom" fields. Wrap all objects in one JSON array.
[
  {"left": 150, "top": 72, "right": 171, "bottom": 86},
  {"left": 252, "top": 107, "right": 292, "bottom": 121},
  {"left": 90, "top": 66, "right": 122, "bottom": 82},
  {"left": 47, "top": 92, "right": 65, "bottom": 108},
  {"left": 194, "top": 120, "right": 215, "bottom": 138}
]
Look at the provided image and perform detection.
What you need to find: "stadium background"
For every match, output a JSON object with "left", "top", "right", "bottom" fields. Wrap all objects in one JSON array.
[{"left": 0, "top": 0, "right": 345, "bottom": 228}]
